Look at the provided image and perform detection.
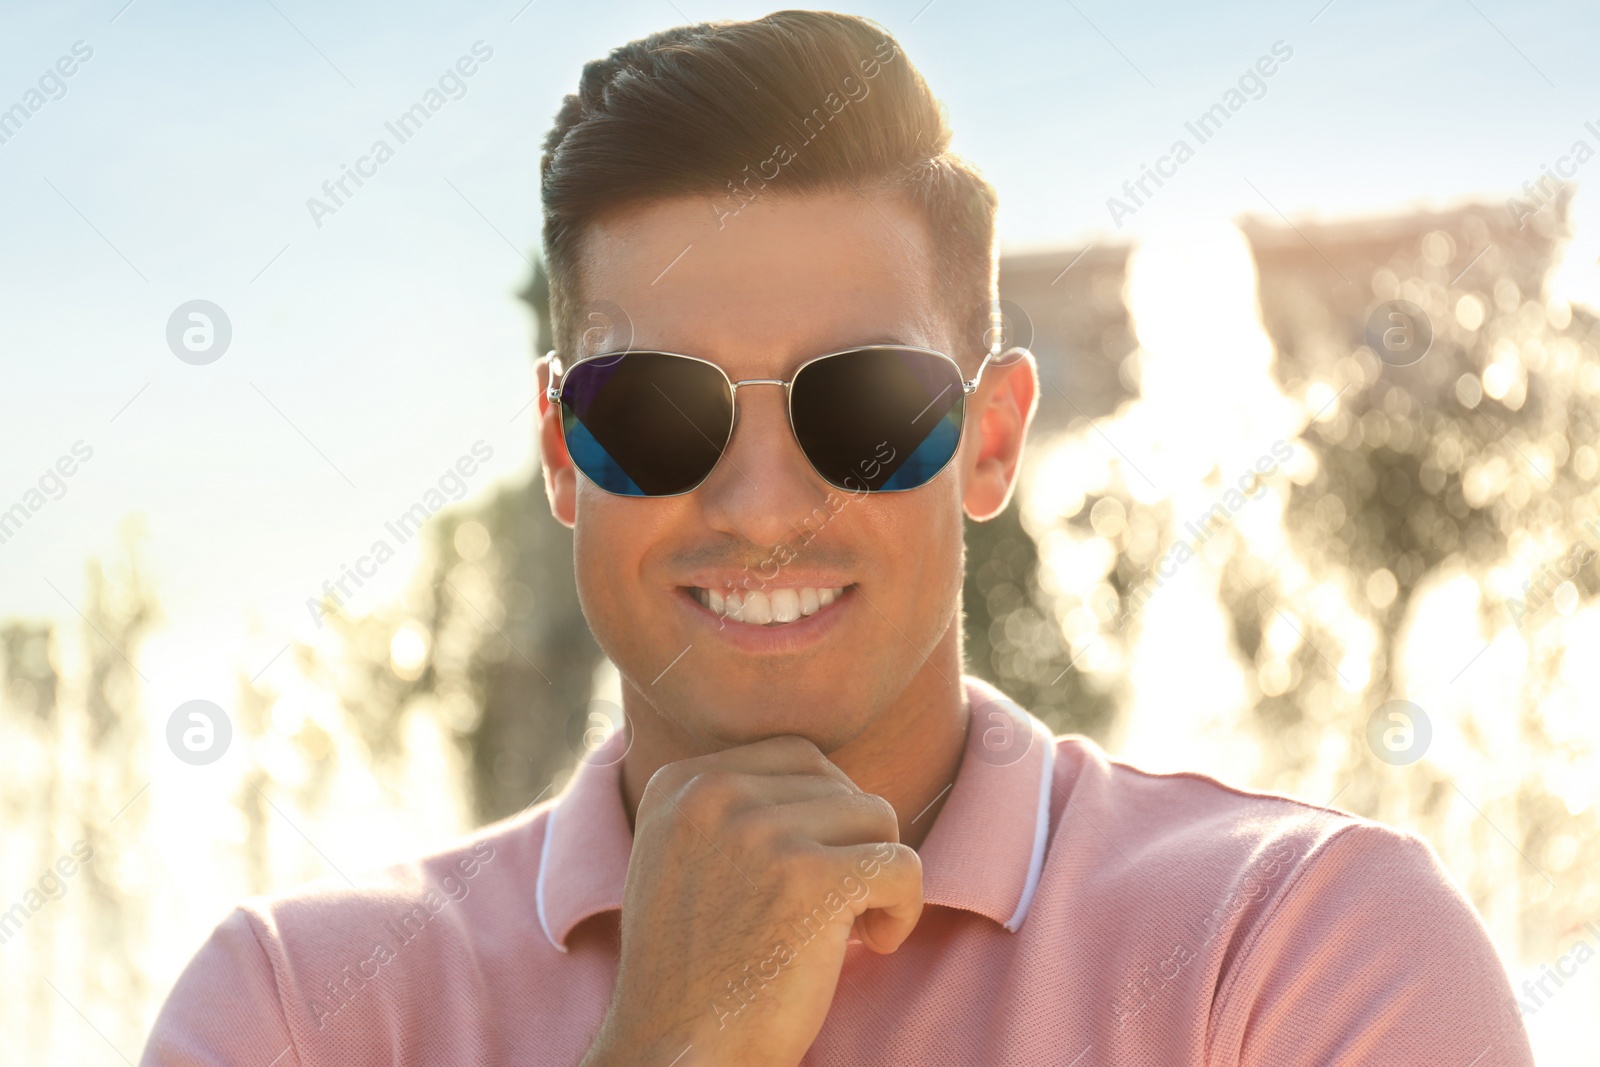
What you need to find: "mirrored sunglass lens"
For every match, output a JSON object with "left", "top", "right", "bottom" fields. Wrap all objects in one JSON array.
[
  {"left": 789, "top": 348, "right": 965, "bottom": 492},
  {"left": 560, "top": 353, "right": 733, "bottom": 496}
]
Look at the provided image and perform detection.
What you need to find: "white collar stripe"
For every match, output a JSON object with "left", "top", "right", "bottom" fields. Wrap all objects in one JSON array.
[
  {"left": 1003, "top": 714, "right": 1056, "bottom": 933},
  {"left": 535, "top": 799, "right": 566, "bottom": 953}
]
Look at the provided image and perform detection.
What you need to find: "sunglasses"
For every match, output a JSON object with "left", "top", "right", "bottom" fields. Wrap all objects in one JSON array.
[{"left": 546, "top": 344, "right": 1021, "bottom": 498}]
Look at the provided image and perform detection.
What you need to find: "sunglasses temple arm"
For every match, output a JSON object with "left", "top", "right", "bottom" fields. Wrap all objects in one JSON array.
[{"left": 964, "top": 345, "right": 1030, "bottom": 394}]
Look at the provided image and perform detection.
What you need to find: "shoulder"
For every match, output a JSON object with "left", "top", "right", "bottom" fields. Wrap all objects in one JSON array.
[
  {"left": 1044, "top": 735, "right": 1532, "bottom": 1064},
  {"left": 1048, "top": 732, "right": 1375, "bottom": 891},
  {"left": 1042, "top": 732, "right": 1485, "bottom": 980},
  {"left": 1048, "top": 732, "right": 1496, "bottom": 936},
  {"left": 142, "top": 805, "right": 554, "bottom": 1066},
  {"left": 242, "top": 802, "right": 549, "bottom": 952}
]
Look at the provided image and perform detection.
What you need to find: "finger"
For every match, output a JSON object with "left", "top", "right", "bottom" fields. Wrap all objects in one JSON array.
[
  {"left": 643, "top": 768, "right": 859, "bottom": 838},
  {"left": 831, "top": 842, "right": 923, "bottom": 954},
  {"left": 647, "top": 735, "right": 858, "bottom": 798},
  {"left": 718, "top": 772, "right": 858, "bottom": 808},
  {"left": 752, "top": 791, "right": 900, "bottom": 848}
]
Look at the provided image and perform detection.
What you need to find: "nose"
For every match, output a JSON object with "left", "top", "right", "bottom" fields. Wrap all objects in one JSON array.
[{"left": 696, "top": 382, "right": 834, "bottom": 547}]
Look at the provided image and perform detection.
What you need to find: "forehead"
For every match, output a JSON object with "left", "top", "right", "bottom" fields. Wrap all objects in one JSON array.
[{"left": 573, "top": 192, "right": 947, "bottom": 375}]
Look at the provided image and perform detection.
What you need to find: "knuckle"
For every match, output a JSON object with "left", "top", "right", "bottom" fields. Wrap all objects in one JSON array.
[
  {"left": 891, "top": 844, "right": 925, "bottom": 884},
  {"left": 641, "top": 762, "right": 683, "bottom": 802},
  {"left": 769, "top": 733, "right": 828, "bottom": 768},
  {"left": 636, "top": 765, "right": 686, "bottom": 827},
  {"left": 801, "top": 746, "right": 836, "bottom": 776},
  {"left": 866, "top": 841, "right": 919, "bottom": 882},
  {"left": 723, "top": 808, "right": 777, "bottom": 852},
  {"left": 678, "top": 769, "right": 741, "bottom": 823},
  {"left": 770, "top": 839, "right": 830, "bottom": 886},
  {"left": 859, "top": 791, "right": 898, "bottom": 827}
]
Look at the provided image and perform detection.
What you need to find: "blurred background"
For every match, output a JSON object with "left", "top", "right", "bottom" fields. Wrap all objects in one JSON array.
[{"left": 3, "top": 0, "right": 1599, "bottom": 1061}]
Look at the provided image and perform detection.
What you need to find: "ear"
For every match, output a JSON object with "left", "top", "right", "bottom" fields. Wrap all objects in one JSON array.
[
  {"left": 961, "top": 348, "right": 1039, "bottom": 522},
  {"left": 536, "top": 355, "right": 577, "bottom": 528}
]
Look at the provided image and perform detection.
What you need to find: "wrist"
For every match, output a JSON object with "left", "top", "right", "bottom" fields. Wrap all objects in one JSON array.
[{"left": 581, "top": 1014, "right": 693, "bottom": 1067}]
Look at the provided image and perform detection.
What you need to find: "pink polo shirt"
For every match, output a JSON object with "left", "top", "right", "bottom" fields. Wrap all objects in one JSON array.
[{"left": 141, "top": 676, "right": 1534, "bottom": 1065}]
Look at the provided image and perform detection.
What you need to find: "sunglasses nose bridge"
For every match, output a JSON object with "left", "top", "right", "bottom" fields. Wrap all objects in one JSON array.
[
  {"left": 715, "top": 377, "right": 826, "bottom": 490},
  {"left": 727, "top": 378, "right": 797, "bottom": 446},
  {"left": 724, "top": 377, "right": 798, "bottom": 445}
]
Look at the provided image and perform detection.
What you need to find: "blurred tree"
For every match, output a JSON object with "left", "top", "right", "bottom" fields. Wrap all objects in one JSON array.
[
  {"left": 0, "top": 519, "right": 158, "bottom": 1059},
  {"left": 1, "top": 617, "right": 63, "bottom": 1064},
  {"left": 970, "top": 246, "right": 1137, "bottom": 741},
  {"left": 1015, "top": 196, "right": 1599, "bottom": 984},
  {"left": 299, "top": 262, "right": 605, "bottom": 824},
  {"left": 1246, "top": 193, "right": 1600, "bottom": 962}
]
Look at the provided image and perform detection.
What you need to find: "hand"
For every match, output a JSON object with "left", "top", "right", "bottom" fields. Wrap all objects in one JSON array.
[{"left": 580, "top": 735, "right": 924, "bottom": 1067}]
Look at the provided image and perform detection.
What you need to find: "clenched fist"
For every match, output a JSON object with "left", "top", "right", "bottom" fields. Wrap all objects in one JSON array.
[{"left": 580, "top": 735, "right": 924, "bottom": 1067}]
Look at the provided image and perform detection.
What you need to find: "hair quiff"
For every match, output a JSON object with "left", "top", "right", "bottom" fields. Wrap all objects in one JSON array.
[{"left": 538, "top": 9, "right": 999, "bottom": 363}]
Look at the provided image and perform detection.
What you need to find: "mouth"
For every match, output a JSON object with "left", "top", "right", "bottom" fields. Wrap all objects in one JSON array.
[{"left": 687, "top": 584, "right": 852, "bottom": 626}]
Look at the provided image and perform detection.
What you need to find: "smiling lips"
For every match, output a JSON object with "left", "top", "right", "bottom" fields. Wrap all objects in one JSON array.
[{"left": 690, "top": 585, "right": 849, "bottom": 626}]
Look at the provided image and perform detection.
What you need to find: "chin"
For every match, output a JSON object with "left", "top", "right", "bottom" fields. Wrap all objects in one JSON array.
[{"left": 661, "top": 677, "right": 872, "bottom": 754}]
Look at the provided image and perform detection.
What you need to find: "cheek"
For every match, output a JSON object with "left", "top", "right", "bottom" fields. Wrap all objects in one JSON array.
[
  {"left": 871, "top": 481, "right": 966, "bottom": 604},
  {"left": 572, "top": 493, "right": 652, "bottom": 646},
  {"left": 573, "top": 493, "right": 696, "bottom": 643}
]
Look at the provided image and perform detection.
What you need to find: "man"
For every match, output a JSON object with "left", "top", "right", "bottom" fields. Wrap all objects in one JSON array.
[{"left": 142, "top": 10, "right": 1535, "bottom": 1066}]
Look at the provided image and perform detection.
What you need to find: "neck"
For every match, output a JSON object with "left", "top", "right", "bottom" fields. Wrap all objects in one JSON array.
[{"left": 618, "top": 628, "right": 970, "bottom": 851}]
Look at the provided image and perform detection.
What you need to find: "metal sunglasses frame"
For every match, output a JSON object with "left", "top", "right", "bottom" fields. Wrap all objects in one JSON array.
[{"left": 544, "top": 343, "right": 1029, "bottom": 498}]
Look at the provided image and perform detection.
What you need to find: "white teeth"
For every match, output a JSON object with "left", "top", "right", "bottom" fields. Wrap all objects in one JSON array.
[
  {"left": 744, "top": 590, "right": 774, "bottom": 624},
  {"left": 771, "top": 588, "right": 801, "bottom": 623},
  {"left": 696, "top": 585, "right": 847, "bottom": 626}
]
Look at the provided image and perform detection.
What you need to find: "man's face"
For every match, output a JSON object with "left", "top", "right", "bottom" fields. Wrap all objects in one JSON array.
[{"left": 540, "top": 192, "right": 1009, "bottom": 754}]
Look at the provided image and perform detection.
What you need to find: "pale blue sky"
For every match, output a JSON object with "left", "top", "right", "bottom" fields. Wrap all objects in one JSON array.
[{"left": 1, "top": 0, "right": 1594, "bottom": 692}]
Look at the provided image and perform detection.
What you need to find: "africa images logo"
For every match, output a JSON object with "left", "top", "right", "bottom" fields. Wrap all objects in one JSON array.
[
  {"left": 307, "top": 842, "right": 497, "bottom": 1030},
  {"left": 307, "top": 440, "right": 493, "bottom": 627},
  {"left": 1106, "top": 40, "right": 1294, "bottom": 228}
]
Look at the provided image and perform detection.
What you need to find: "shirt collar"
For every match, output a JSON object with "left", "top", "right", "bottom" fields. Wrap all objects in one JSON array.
[
  {"left": 534, "top": 675, "right": 1056, "bottom": 952},
  {"left": 918, "top": 676, "right": 1056, "bottom": 931}
]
